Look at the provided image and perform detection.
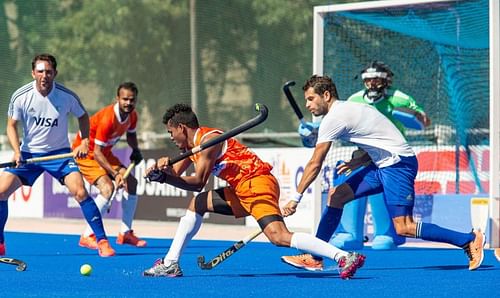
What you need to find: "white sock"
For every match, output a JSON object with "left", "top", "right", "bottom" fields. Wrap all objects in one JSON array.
[
  {"left": 164, "top": 210, "right": 202, "bottom": 264},
  {"left": 121, "top": 192, "right": 138, "bottom": 233},
  {"left": 290, "top": 232, "right": 348, "bottom": 262},
  {"left": 83, "top": 194, "right": 108, "bottom": 237}
]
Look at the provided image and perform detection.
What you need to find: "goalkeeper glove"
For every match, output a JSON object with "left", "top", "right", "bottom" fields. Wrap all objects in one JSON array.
[{"left": 298, "top": 121, "right": 320, "bottom": 148}]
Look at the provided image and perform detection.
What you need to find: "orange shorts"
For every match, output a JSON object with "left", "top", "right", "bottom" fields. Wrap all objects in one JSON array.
[
  {"left": 76, "top": 154, "right": 122, "bottom": 185},
  {"left": 223, "top": 174, "right": 281, "bottom": 221}
]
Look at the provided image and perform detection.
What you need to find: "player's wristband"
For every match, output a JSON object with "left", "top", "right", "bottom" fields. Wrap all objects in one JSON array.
[{"left": 291, "top": 193, "right": 303, "bottom": 203}]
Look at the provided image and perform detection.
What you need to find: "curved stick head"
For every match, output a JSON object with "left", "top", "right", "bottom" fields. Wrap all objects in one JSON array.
[
  {"left": 284, "top": 80, "right": 296, "bottom": 89},
  {"left": 197, "top": 256, "right": 206, "bottom": 268},
  {"left": 254, "top": 103, "right": 269, "bottom": 120},
  {"left": 16, "top": 262, "right": 27, "bottom": 271}
]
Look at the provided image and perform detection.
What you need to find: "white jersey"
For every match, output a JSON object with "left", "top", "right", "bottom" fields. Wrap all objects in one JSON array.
[
  {"left": 8, "top": 81, "right": 86, "bottom": 153},
  {"left": 317, "top": 100, "right": 414, "bottom": 168}
]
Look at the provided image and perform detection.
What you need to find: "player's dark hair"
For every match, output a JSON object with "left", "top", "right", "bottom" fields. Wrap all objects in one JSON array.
[
  {"left": 303, "top": 75, "right": 339, "bottom": 100},
  {"left": 31, "top": 53, "right": 57, "bottom": 71},
  {"left": 117, "top": 82, "right": 138, "bottom": 96},
  {"left": 163, "top": 103, "right": 200, "bottom": 128}
]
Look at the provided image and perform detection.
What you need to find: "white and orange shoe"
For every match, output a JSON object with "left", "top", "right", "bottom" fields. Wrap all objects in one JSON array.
[
  {"left": 79, "top": 234, "right": 98, "bottom": 250},
  {"left": 97, "top": 239, "right": 116, "bottom": 257},
  {"left": 281, "top": 253, "right": 324, "bottom": 271},
  {"left": 464, "top": 230, "right": 485, "bottom": 270},
  {"left": 116, "top": 230, "right": 147, "bottom": 247}
]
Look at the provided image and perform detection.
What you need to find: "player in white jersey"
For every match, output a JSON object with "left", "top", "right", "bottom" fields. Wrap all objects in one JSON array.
[
  {"left": 281, "top": 75, "right": 485, "bottom": 272},
  {"left": 0, "top": 53, "right": 115, "bottom": 257}
]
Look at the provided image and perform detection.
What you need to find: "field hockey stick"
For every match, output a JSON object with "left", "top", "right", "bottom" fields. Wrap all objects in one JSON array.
[
  {"left": 283, "top": 81, "right": 306, "bottom": 125},
  {"left": 0, "top": 152, "right": 74, "bottom": 168},
  {"left": 0, "top": 257, "right": 27, "bottom": 271},
  {"left": 107, "top": 161, "right": 136, "bottom": 213},
  {"left": 166, "top": 103, "right": 268, "bottom": 166},
  {"left": 197, "top": 229, "right": 263, "bottom": 270}
]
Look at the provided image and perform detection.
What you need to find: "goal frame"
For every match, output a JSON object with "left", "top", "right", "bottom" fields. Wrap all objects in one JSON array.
[{"left": 313, "top": 0, "right": 500, "bottom": 248}]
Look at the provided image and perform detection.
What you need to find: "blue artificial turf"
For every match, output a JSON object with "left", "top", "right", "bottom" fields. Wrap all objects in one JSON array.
[{"left": 0, "top": 231, "right": 498, "bottom": 297}]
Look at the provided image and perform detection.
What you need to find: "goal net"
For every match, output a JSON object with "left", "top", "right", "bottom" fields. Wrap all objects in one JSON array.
[{"left": 313, "top": 0, "right": 500, "bottom": 247}]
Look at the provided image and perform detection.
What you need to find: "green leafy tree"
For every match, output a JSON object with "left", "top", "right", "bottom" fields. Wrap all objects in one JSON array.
[{"left": 1, "top": 0, "right": 372, "bottom": 139}]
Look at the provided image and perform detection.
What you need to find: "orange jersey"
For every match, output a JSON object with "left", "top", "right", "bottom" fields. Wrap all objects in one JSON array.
[
  {"left": 73, "top": 103, "right": 137, "bottom": 158},
  {"left": 189, "top": 126, "right": 272, "bottom": 188}
]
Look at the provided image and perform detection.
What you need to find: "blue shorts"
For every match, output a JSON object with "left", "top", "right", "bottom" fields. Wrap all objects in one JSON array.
[
  {"left": 5, "top": 148, "right": 79, "bottom": 186},
  {"left": 343, "top": 155, "right": 418, "bottom": 207}
]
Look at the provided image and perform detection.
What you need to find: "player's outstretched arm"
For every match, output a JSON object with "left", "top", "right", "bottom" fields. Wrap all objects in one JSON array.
[{"left": 282, "top": 141, "right": 331, "bottom": 217}]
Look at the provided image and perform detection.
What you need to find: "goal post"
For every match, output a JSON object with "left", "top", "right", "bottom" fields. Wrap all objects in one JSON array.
[
  {"left": 489, "top": 0, "right": 500, "bottom": 248},
  {"left": 313, "top": 0, "right": 499, "bottom": 248}
]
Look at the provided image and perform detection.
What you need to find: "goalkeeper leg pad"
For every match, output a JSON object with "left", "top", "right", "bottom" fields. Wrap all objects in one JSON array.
[
  {"left": 369, "top": 193, "right": 405, "bottom": 249},
  {"left": 330, "top": 197, "right": 367, "bottom": 250}
]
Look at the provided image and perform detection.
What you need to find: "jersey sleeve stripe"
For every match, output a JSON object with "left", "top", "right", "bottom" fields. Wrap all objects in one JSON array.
[
  {"left": 55, "top": 83, "right": 85, "bottom": 111},
  {"left": 8, "top": 83, "right": 34, "bottom": 117},
  {"left": 10, "top": 83, "right": 33, "bottom": 100},
  {"left": 94, "top": 139, "right": 107, "bottom": 147}
]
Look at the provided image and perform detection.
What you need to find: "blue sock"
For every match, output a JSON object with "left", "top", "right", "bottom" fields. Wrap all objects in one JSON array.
[
  {"left": 416, "top": 222, "right": 474, "bottom": 247},
  {"left": 315, "top": 206, "right": 343, "bottom": 242},
  {"left": 0, "top": 200, "right": 7, "bottom": 243},
  {"left": 79, "top": 197, "right": 106, "bottom": 241}
]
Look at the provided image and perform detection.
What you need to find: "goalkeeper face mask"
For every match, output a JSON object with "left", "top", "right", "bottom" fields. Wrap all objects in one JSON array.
[
  {"left": 363, "top": 77, "right": 388, "bottom": 103},
  {"left": 360, "top": 61, "right": 393, "bottom": 103}
]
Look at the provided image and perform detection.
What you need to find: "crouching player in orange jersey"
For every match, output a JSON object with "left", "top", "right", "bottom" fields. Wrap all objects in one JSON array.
[
  {"left": 73, "top": 82, "right": 146, "bottom": 251},
  {"left": 142, "top": 103, "right": 365, "bottom": 279}
]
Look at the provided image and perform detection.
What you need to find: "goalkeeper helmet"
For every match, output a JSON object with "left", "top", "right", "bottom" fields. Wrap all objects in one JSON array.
[{"left": 361, "top": 61, "right": 393, "bottom": 103}]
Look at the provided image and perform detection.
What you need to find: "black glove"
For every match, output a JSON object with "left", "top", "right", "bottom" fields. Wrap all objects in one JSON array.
[
  {"left": 145, "top": 168, "right": 168, "bottom": 183},
  {"left": 130, "top": 149, "right": 143, "bottom": 164}
]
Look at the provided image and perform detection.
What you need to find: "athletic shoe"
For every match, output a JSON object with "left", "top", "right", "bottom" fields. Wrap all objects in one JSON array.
[
  {"left": 338, "top": 252, "right": 366, "bottom": 280},
  {"left": 116, "top": 230, "right": 147, "bottom": 247},
  {"left": 495, "top": 248, "right": 500, "bottom": 262},
  {"left": 97, "top": 239, "right": 116, "bottom": 257},
  {"left": 0, "top": 242, "right": 5, "bottom": 256},
  {"left": 143, "top": 259, "right": 183, "bottom": 277},
  {"left": 280, "top": 253, "right": 324, "bottom": 271},
  {"left": 79, "top": 234, "right": 98, "bottom": 250},
  {"left": 464, "top": 230, "right": 485, "bottom": 270}
]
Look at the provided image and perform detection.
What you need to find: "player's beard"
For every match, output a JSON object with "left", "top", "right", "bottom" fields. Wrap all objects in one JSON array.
[{"left": 37, "top": 79, "right": 52, "bottom": 95}]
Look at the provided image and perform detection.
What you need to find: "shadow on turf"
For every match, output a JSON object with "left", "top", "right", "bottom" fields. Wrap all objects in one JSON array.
[
  {"left": 423, "top": 264, "right": 496, "bottom": 271},
  {"left": 191, "top": 272, "right": 371, "bottom": 279},
  {"left": 366, "top": 264, "right": 496, "bottom": 271}
]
